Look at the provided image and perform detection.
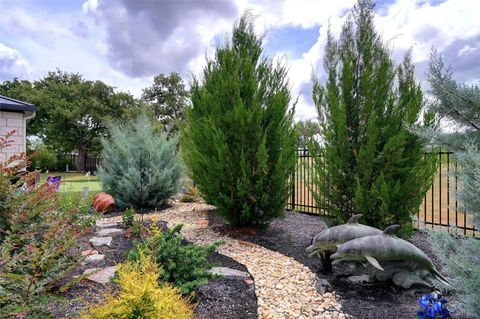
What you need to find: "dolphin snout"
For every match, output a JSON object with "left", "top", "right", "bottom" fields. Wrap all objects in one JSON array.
[{"left": 330, "top": 252, "right": 340, "bottom": 259}]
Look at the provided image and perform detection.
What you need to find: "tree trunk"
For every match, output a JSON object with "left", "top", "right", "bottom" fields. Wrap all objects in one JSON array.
[{"left": 77, "top": 148, "right": 87, "bottom": 172}]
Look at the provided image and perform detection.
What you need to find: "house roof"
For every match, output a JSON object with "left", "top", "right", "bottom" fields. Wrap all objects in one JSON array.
[{"left": 0, "top": 94, "right": 37, "bottom": 112}]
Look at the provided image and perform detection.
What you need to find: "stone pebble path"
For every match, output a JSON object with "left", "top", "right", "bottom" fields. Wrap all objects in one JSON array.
[{"left": 147, "top": 202, "right": 348, "bottom": 319}]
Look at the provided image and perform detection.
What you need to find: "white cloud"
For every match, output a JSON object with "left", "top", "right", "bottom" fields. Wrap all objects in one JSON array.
[{"left": 0, "top": 42, "right": 34, "bottom": 81}]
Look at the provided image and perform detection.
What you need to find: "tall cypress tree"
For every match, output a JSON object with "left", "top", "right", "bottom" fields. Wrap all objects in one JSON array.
[
  {"left": 310, "top": 0, "right": 436, "bottom": 235},
  {"left": 181, "top": 13, "right": 296, "bottom": 227}
]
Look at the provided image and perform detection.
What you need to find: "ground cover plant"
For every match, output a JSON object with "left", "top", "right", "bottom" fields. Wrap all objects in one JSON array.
[
  {"left": 81, "top": 254, "right": 193, "bottom": 319},
  {"left": 181, "top": 12, "right": 297, "bottom": 227},
  {"left": 127, "top": 223, "right": 223, "bottom": 295},
  {"left": 309, "top": 0, "right": 436, "bottom": 236},
  {"left": 0, "top": 131, "right": 95, "bottom": 318},
  {"left": 97, "top": 114, "right": 182, "bottom": 209}
]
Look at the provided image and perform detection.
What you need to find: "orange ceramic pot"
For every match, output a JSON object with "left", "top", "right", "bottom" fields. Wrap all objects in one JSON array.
[{"left": 93, "top": 192, "right": 115, "bottom": 213}]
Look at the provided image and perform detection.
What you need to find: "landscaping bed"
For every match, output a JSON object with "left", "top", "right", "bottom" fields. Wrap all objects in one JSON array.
[
  {"left": 212, "top": 210, "right": 466, "bottom": 319},
  {"left": 51, "top": 211, "right": 256, "bottom": 319}
]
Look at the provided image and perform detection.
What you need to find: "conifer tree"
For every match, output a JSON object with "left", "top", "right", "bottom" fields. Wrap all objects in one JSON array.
[
  {"left": 421, "top": 51, "right": 480, "bottom": 315},
  {"left": 310, "top": 0, "right": 435, "bottom": 235},
  {"left": 181, "top": 13, "right": 296, "bottom": 227},
  {"left": 98, "top": 115, "right": 182, "bottom": 208}
]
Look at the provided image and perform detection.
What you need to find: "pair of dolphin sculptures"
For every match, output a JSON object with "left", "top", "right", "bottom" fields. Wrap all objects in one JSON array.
[{"left": 305, "top": 214, "right": 449, "bottom": 285}]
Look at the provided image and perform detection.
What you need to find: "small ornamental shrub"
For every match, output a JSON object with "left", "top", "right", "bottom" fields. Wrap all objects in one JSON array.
[
  {"left": 181, "top": 13, "right": 297, "bottom": 227},
  {"left": 97, "top": 115, "right": 182, "bottom": 209},
  {"left": 127, "top": 223, "right": 222, "bottom": 295},
  {"left": 179, "top": 185, "right": 201, "bottom": 203},
  {"left": 123, "top": 207, "right": 136, "bottom": 227},
  {"left": 0, "top": 131, "right": 93, "bottom": 317},
  {"left": 81, "top": 254, "right": 193, "bottom": 319}
]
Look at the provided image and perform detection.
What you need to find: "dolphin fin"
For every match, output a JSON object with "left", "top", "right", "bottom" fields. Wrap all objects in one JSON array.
[
  {"left": 347, "top": 214, "right": 363, "bottom": 224},
  {"left": 365, "top": 255, "right": 384, "bottom": 271},
  {"left": 383, "top": 225, "right": 400, "bottom": 235}
]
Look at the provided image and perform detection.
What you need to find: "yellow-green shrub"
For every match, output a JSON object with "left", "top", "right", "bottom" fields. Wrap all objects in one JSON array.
[{"left": 81, "top": 255, "right": 193, "bottom": 319}]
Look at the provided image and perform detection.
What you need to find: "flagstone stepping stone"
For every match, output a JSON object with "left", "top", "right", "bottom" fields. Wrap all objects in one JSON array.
[
  {"left": 83, "top": 266, "right": 116, "bottom": 284},
  {"left": 96, "top": 222, "right": 120, "bottom": 229},
  {"left": 81, "top": 249, "right": 98, "bottom": 256},
  {"left": 83, "top": 253, "right": 105, "bottom": 263},
  {"left": 89, "top": 236, "right": 113, "bottom": 247},
  {"left": 96, "top": 228, "right": 124, "bottom": 236},
  {"left": 208, "top": 267, "right": 251, "bottom": 280}
]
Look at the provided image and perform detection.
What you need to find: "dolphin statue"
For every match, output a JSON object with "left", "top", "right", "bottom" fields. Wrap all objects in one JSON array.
[
  {"left": 305, "top": 214, "right": 382, "bottom": 256},
  {"left": 330, "top": 225, "right": 449, "bottom": 285}
]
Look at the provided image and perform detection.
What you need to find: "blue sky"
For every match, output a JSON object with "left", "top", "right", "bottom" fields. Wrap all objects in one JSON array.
[{"left": 0, "top": 0, "right": 479, "bottom": 120}]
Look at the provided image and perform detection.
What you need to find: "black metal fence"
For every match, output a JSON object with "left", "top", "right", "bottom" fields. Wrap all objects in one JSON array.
[
  {"left": 65, "top": 154, "right": 103, "bottom": 172},
  {"left": 287, "top": 148, "right": 478, "bottom": 238}
]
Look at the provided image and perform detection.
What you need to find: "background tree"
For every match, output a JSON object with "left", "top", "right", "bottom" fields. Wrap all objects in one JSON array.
[
  {"left": 295, "top": 119, "right": 320, "bottom": 148},
  {"left": 181, "top": 13, "right": 297, "bottom": 227},
  {"left": 1, "top": 70, "right": 136, "bottom": 171},
  {"left": 310, "top": 0, "right": 436, "bottom": 235},
  {"left": 142, "top": 72, "right": 189, "bottom": 136},
  {"left": 419, "top": 52, "right": 480, "bottom": 315}
]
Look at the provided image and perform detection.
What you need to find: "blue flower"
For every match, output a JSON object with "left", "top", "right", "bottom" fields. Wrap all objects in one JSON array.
[{"left": 416, "top": 291, "right": 451, "bottom": 319}]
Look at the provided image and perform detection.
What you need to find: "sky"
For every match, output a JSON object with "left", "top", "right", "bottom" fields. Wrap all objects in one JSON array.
[{"left": 0, "top": 0, "right": 479, "bottom": 120}]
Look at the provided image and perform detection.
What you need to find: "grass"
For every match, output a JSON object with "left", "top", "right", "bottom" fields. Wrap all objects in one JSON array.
[{"left": 40, "top": 171, "right": 102, "bottom": 194}]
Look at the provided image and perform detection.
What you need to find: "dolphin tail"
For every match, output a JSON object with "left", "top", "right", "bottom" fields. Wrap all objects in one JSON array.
[{"left": 432, "top": 268, "right": 449, "bottom": 285}]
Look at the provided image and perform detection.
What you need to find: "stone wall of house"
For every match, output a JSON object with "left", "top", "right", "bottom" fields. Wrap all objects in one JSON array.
[{"left": 0, "top": 111, "right": 25, "bottom": 162}]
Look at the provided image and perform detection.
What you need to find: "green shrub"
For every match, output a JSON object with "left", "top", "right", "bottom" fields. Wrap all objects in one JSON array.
[
  {"left": 123, "top": 207, "right": 136, "bottom": 227},
  {"left": 30, "top": 146, "right": 76, "bottom": 172},
  {"left": 179, "top": 185, "right": 201, "bottom": 203},
  {"left": 127, "top": 223, "right": 222, "bottom": 295},
  {"left": 181, "top": 13, "right": 296, "bottom": 227},
  {"left": 0, "top": 131, "right": 93, "bottom": 318},
  {"left": 57, "top": 192, "right": 98, "bottom": 228},
  {"left": 81, "top": 254, "right": 193, "bottom": 319},
  {"left": 97, "top": 115, "right": 182, "bottom": 209}
]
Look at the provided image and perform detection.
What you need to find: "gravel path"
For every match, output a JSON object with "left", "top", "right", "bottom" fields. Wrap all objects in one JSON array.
[{"left": 149, "top": 202, "right": 347, "bottom": 319}]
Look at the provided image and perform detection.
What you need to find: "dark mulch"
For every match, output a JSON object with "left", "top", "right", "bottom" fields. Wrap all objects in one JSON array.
[
  {"left": 211, "top": 210, "right": 467, "bottom": 319},
  {"left": 196, "top": 252, "right": 257, "bottom": 319},
  {"left": 51, "top": 213, "right": 256, "bottom": 319}
]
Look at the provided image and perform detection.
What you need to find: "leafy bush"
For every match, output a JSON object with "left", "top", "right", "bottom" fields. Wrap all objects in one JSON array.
[
  {"left": 123, "top": 207, "right": 136, "bottom": 227},
  {"left": 97, "top": 115, "right": 182, "bottom": 209},
  {"left": 181, "top": 13, "right": 296, "bottom": 227},
  {"left": 29, "top": 146, "right": 76, "bottom": 172},
  {"left": 127, "top": 223, "right": 222, "bottom": 295},
  {"left": 57, "top": 192, "right": 98, "bottom": 228},
  {"left": 0, "top": 131, "right": 93, "bottom": 317},
  {"left": 81, "top": 254, "right": 193, "bottom": 319}
]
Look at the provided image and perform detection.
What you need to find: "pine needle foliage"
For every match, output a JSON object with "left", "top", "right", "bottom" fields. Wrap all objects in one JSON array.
[
  {"left": 81, "top": 254, "right": 193, "bottom": 319},
  {"left": 419, "top": 51, "right": 480, "bottom": 317},
  {"left": 97, "top": 115, "right": 182, "bottom": 208},
  {"left": 310, "top": 0, "right": 436, "bottom": 235},
  {"left": 181, "top": 13, "right": 297, "bottom": 227},
  {"left": 127, "top": 223, "right": 222, "bottom": 296}
]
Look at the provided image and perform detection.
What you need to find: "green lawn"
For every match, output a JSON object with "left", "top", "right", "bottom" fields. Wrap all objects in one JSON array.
[{"left": 41, "top": 172, "right": 102, "bottom": 193}]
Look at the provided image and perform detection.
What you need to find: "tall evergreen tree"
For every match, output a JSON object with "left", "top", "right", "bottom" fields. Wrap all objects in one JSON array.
[
  {"left": 181, "top": 13, "right": 296, "bottom": 227},
  {"left": 310, "top": 0, "right": 435, "bottom": 234}
]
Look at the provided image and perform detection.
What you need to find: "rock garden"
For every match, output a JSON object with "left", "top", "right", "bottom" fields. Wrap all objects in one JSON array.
[{"left": 1, "top": 1, "right": 479, "bottom": 319}]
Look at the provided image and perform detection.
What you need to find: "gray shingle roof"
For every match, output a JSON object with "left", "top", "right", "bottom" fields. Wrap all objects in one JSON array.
[{"left": 0, "top": 95, "right": 37, "bottom": 112}]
